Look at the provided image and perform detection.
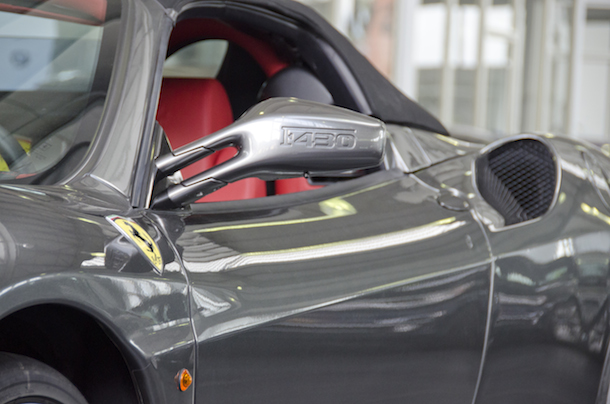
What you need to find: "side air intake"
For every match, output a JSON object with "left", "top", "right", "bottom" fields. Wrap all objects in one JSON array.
[{"left": 475, "top": 139, "right": 557, "bottom": 226}]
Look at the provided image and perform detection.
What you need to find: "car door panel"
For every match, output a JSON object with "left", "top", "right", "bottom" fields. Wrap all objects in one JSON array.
[
  {"left": 151, "top": 170, "right": 492, "bottom": 403},
  {"left": 195, "top": 265, "right": 489, "bottom": 404}
]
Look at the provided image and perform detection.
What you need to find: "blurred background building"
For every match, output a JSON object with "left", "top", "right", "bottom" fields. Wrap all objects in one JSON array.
[{"left": 296, "top": 0, "right": 610, "bottom": 144}]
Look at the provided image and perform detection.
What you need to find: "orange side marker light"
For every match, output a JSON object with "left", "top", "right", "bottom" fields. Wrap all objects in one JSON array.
[{"left": 175, "top": 368, "right": 193, "bottom": 391}]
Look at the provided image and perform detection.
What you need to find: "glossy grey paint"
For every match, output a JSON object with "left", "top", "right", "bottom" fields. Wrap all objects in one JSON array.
[
  {"left": 0, "top": 0, "right": 476, "bottom": 402},
  {"left": 414, "top": 135, "right": 610, "bottom": 404},
  {"left": 0, "top": 184, "right": 196, "bottom": 404},
  {"left": 0, "top": 0, "right": 609, "bottom": 403},
  {"left": 64, "top": 0, "right": 172, "bottom": 203},
  {"left": 6, "top": 128, "right": 610, "bottom": 404},
  {"left": 150, "top": 168, "right": 491, "bottom": 403},
  {"left": 478, "top": 138, "right": 610, "bottom": 404}
]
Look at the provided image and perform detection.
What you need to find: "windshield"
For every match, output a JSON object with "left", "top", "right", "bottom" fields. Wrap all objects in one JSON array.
[{"left": 0, "top": 0, "right": 119, "bottom": 184}]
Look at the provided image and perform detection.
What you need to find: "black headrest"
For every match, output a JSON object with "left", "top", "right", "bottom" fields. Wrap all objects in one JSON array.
[{"left": 258, "top": 66, "right": 334, "bottom": 105}]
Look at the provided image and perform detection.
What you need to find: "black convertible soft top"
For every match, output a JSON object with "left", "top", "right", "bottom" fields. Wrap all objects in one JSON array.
[{"left": 159, "top": 0, "right": 448, "bottom": 135}]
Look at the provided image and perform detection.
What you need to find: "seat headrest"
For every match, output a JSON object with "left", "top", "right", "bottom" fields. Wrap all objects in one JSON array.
[{"left": 258, "top": 66, "right": 334, "bottom": 105}]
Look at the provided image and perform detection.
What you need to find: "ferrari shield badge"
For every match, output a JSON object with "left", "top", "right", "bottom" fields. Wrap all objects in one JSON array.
[{"left": 106, "top": 215, "right": 163, "bottom": 274}]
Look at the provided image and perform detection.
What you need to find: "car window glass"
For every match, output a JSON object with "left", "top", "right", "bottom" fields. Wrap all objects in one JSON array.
[
  {"left": 0, "top": 0, "right": 118, "bottom": 184},
  {"left": 164, "top": 40, "right": 228, "bottom": 78},
  {"left": 0, "top": 14, "right": 102, "bottom": 92}
]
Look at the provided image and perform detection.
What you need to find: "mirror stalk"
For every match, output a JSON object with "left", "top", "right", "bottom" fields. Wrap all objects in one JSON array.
[{"left": 151, "top": 98, "right": 386, "bottom": 209}]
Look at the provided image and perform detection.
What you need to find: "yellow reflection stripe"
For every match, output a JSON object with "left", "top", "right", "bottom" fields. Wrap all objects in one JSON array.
[
  {"left": 581, "top": 203, "right": 610, "bottom": 226},
  {"left": 246, "top": 217, "right": 458, "bottom": 256},
  {"left": 185, "top": 217, "right": 461, "bottom": 273},
  {"left": 194, "top": 181, "right": 395, "bottom": 234},
  {"left": 195, "top": 198, "right": 356, "bottom": 233}
]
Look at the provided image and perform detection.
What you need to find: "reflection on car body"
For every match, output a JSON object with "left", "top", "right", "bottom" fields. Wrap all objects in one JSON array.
[{"left": 0, "top": 1, "right": 608, "bottom": 404}]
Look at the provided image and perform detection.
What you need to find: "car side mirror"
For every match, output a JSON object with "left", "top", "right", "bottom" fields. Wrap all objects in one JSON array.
[{"left": 151, "top": 98, "right": 386, "bottom": 209}]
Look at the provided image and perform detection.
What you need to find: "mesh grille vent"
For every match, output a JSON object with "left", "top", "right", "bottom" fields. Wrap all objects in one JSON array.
[{"left": 476, "top": 139, "right": 556, "bottom": 226}]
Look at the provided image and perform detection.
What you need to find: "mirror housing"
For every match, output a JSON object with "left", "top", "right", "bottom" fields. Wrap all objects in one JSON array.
[{"left": 151, "top": 98, "right": 386, "bottom": 209}]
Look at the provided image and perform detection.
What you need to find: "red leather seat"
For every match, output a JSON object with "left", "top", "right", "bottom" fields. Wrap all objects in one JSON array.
[
  {"left": 157, "top": 78, "right": 266, "bottom": 202},
  {"left": 162, "top": 21, "right": 323, "bottom": 198},
  {"left": 275, "top": 178, "right": 322, "bottom": 194}
]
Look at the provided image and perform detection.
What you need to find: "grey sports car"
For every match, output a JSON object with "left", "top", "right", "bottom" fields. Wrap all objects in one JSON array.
[{"left": 0, "top": 1, "right": 608, "bottom": 404}]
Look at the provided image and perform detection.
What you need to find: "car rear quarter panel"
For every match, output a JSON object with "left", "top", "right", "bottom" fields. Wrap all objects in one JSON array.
[
  {"left": 419, "top": 137, "right": 610, "bottom": 404},
  {"left": 477, "top": 138, "right": 610, "bottom": 404}
]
